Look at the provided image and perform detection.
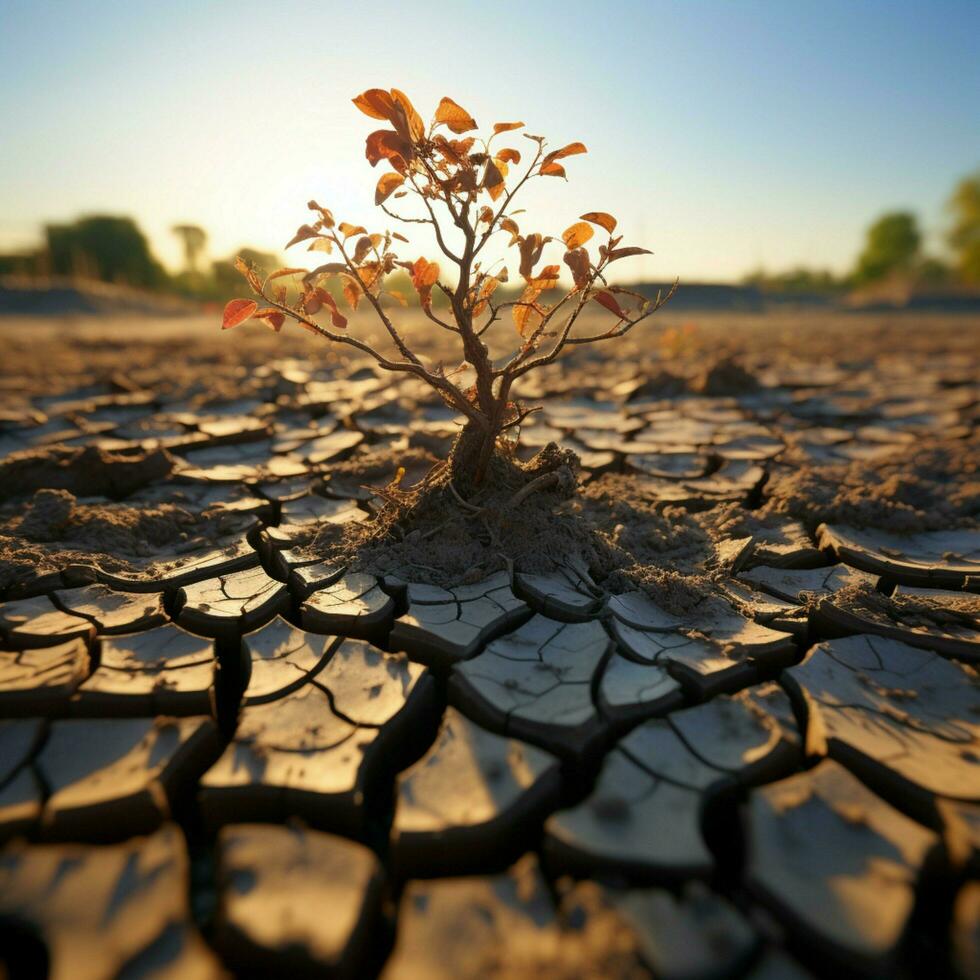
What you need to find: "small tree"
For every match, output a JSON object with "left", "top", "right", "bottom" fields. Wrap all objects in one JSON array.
[
  {"left": 948, "top": 168, "right": 980, "bottom": 284},
  {"left": 223, "top": 88, "right": 673, "bottom": 488},
  {"left": 852, "top": 212, "right": 921, "bottom": 286}
]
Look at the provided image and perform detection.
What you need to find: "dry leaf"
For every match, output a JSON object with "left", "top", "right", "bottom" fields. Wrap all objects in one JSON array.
[
  {"left": 563, "top": 248, "right": 592, "bottom": 290},
  {"left": 375, "top": 172, "right": 405, "bottom": 205},
  {"left": 580, "top": 211, "right": 617, "bottom": 234},
  {"left": 266, "top": 267, "right": 307, "bottom": 281},
  {"left": 435, "top": 97, "right": 477, "bottom": 134},
  {"left": 222, "top": 299, "right": 257, "bottom": 330},
  {"left": 365, "top": 129, "right": 414, "bottom": 169},
  {"left": 285, "top": 224, "right": 319, "bottom": 249},
  {"left": 606, "top": 246, "right": 653, "bottom": 261},
  {"left": 593, "top": 289, "right": 627, "bottom": 318},
  {"left": 562, "top": 222, "right": 594, "bottom": 249},
  {"left": 253, "top": 308, "right": 286, "bottom": 332},
  {"left": 352, "top": 89, "right": 398, "bottom": 121},
  {"left": 493, "top": 121, "right": 524, "bottom": 133}
]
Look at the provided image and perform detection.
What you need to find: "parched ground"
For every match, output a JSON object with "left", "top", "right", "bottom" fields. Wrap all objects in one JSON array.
[{"left": 0, "top": 309, "right": 978, "bottom": 979}]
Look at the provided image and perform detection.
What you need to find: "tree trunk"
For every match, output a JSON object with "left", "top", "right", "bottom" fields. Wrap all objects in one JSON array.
[{"left": 449, "top": 417, "right": 500, "bottom": 493}]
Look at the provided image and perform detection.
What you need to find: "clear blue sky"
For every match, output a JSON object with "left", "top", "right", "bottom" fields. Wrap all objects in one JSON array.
[{"left": 1, "top": 0, "right": 978, "bottom": 282}]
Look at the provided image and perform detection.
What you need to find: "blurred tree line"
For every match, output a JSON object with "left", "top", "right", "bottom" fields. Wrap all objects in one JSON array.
[
  {"left": 0, "top": 217, "right": 279, "bottom": 303},
  {"left": 748, "top": 168, "right": 980, "bottom": 293},
  {"left": 1, "top": 168, "right": 979, "bottom": 300}
]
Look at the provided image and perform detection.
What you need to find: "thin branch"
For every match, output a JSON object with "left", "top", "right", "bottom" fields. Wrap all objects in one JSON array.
[
  {"left": 473, "top": 143, "right": 545, "bottom": 259},
  {"left": 330, "top": 232, "right": 422, "bottom": 368},
  {"left": 513, "top": 280, "right": 678, "bottom": 378},
  {"left": 379, "top": 203, "right": 433, "bottom": 226},
  {"left": 406, "top": 172, "right": 463, "bottom": 265}
]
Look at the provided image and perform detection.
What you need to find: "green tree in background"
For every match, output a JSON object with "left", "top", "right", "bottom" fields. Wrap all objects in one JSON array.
[
  {"left": 948, "top": 169, "right": 980, "bottom": 284},
  {"left": 171, "top": 224, "right": 208, "bottom": 275},
  {"left": 45, "top": 216, "right": 167, "bottom": 288},
  {"left": 852, "top": 211, "right": 921, "bottom": 285}
]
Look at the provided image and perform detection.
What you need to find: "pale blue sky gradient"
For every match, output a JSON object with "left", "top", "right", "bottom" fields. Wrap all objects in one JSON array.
[{"left": 1, "top": 0, "right": 978, "bottom": 281}]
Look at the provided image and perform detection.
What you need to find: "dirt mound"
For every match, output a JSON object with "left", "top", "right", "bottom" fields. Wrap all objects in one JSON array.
[
  {"left": 692, "top": 356, "right": 760, "bottom": 396},
  {"left": 0, "top": 444, "right": 174, "bottom": 502},
  {"left": 764, "top": 439, "right": 980, "bottom": 532},
  {"left": 301, "top": 444, "right": 725, "bottom": 614}
]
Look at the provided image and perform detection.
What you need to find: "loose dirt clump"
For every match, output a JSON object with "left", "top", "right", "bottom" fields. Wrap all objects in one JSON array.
[
  {"left": 0, "top": 444, "right": 174, "bottom": 502},
  {"left": 301, "top": 443, "right": 724, "bottom": 613},
  {"left": 691, "top": 356, "right": 761, "bottom": 396},
  {"left": 0, "top": 486, "right": 248, "bottom": 594},
  {"left": 764, "top": 439, "right": 979, "bottom": 532}
]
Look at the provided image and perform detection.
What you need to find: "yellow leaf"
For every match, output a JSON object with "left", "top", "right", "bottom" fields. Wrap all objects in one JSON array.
[
  {"left": 339, "top": 223, "right": 367, "bottom": 240},
  {"left": 375, "top": 172, "right": 405, "bottom": 205},
  {"left": 435, "top": 96, "right": 477, "bottom": 134},
  {"left": 562, "top": 222, "right": 594, "bottom": 250},
  {"left": 513, "top": 285, "right": 544, "bottom": 337},
  {"left": 580, "top": 211, "right": 617, "bottom": 234},
  {"left": 530, "top": 264, "right": 560, "bottom": 290}
]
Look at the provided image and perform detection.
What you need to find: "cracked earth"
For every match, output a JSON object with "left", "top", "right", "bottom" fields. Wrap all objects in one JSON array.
[{"left": 0, "top": 311, "right": 977, "bottom": 978}]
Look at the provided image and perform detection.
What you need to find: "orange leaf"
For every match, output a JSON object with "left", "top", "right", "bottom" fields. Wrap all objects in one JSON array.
[
  {"left": 338, "top": 223, "right": 367, "bottom": 240},
  {"left": 285, "top": 224, "right": 320, "bottom": 249},
  {"left": 391, "top": 88, "right": 426, "bottom": 141},
  {"left": 539, "top": 161, "right": 566, "bottom": 178},
  {"left": 493, "top": 121, "right": 524, "bottom": 133},
  {"left": 518, "top": 233, "right": 545, "bottom": 281},
  {"left": 266, "top": 267, "right": 307, "bottom": 281},
  {"left": 562, "top": 222, "right": 594, "bottom": 250},
  {"left": 546, "top": 141, "right": 587, "bottom": 162},
  {"left": 530, "top": 264, "right": 560, "bottom": 291},
  {"left": 352, "top": 89, "right": 398, "bottom": 121},
  {"left": 353, "top": 236, "right": 375, "bottom": 265},
  {"left": 375, "top": 172, "right": 405, "bottom": 205},
  {"left": 365, "top": 129, "right": 414, "bottom": 169},
  {"left": 314, "top": 288, "right": 348, "bottom": 328},
  {"left": 435, "top": 97, "right": 477, "bottom": 134},
  {"left": 254, "top": 308, "right": 286, "bottom": 333},
  {"left": 484, "top": 159, "right": 505, "bottom": 201},
  {"left": 513, "top": 285, "right": 544, "bottom": 336},
  {"left": 563, "top": 248, "right": 592, "bottom": 290},
  {"left": 342, "top": 276, "right": 362, "bottom": 311},
  {"left": 222, "top": 299, "right": 257, "bottom": 330},
  {"left": 593, "top": 290, "right": 627, "bottom": 318},
  {"left": 580, "top": 211, "right": 617, "bottom": 234},
  {"left": 500, "top": 217, "right": 520, "bottom": 245},
  {"left": 307, "top": 201, "right": 335, "bottom": 228},
  {"left": 411, "top": 257, "right": 440, "bottom": 310},
  {"left": 606, "top": 246, "right": 653, "bottom": 261},
  {"left": 387, "top": 289, "right": 408, "bottom": 307},
  {"left": 496, "top": 147, "right": 521, "bottom": 164}
]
